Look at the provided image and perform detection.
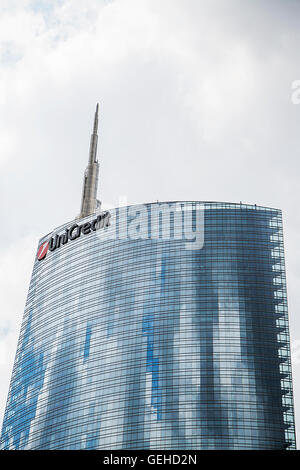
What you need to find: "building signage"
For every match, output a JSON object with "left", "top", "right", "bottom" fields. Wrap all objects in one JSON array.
[
  {"left": 37, "top": 211, "right": 110, "bottom": 261},
  {"left": 37, "top": 241, "right": 49, "bottom": 261}
]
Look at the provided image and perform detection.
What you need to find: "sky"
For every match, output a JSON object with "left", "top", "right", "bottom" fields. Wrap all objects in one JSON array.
[{"left": 0, "top": 0, "right": 300, "bottom": 442}]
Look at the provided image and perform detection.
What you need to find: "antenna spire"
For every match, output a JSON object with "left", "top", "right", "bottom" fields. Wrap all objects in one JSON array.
[
  {"left": 77, "top": 103, "right": 101, "bottom": 219},
  {"left": 93, "top": 103, "right": 99, "bottom": 134}
]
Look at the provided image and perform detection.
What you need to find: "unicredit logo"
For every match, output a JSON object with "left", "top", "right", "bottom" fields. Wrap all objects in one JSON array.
[
  {"left": 37, "top": 241, "right": 49, "bottom": 260},
  {"left": 37, "top": 211, "right": 110, "bottom": 261}
]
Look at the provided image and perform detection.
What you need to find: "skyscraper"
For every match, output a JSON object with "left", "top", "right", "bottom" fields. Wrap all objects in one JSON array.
[{"left": 1, "top": 106, "right": 296, "bottom": 450}]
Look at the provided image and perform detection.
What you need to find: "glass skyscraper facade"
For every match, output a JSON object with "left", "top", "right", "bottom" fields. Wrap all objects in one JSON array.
[{"left": 1, "top": 201, "right": 296, "bottom": 450}]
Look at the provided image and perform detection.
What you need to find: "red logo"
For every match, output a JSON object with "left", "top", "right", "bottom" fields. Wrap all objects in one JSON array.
[{"left": 37, "top": 241, "right": 49, "bottom": 261}]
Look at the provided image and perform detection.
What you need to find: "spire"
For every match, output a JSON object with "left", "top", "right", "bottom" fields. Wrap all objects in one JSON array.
[
  {"left": 77, "top": 104, "right": 101, "bottom": 219},
  {"left": 89, "top": 103, "right": 99, "bottom": 164},
  {"left": 93, "top": 103, "right": 99, "bottom": 134}
]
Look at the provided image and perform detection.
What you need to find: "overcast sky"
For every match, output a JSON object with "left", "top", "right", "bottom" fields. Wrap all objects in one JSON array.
[{"left": 0, "top": 0, "right": 300, "bottom": 442}]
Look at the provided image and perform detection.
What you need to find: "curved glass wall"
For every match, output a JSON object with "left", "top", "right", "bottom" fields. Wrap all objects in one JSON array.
[{"left": 1, "top": 201, "right": 296, "bottom": 449}]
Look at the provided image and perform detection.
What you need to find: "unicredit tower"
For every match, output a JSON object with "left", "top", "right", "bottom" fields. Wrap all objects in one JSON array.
[{"left": 1, "top": 106, "right": 296, "bottom": 450}]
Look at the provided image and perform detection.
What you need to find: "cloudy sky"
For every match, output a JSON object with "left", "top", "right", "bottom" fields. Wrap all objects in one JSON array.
[{"left": 0, "top": 0, "right": 300, "bottom": 441}]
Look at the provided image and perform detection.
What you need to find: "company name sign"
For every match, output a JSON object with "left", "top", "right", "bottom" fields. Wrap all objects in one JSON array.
[{"left": 37, "top": 211, "right": 111, "bottom": 261}]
